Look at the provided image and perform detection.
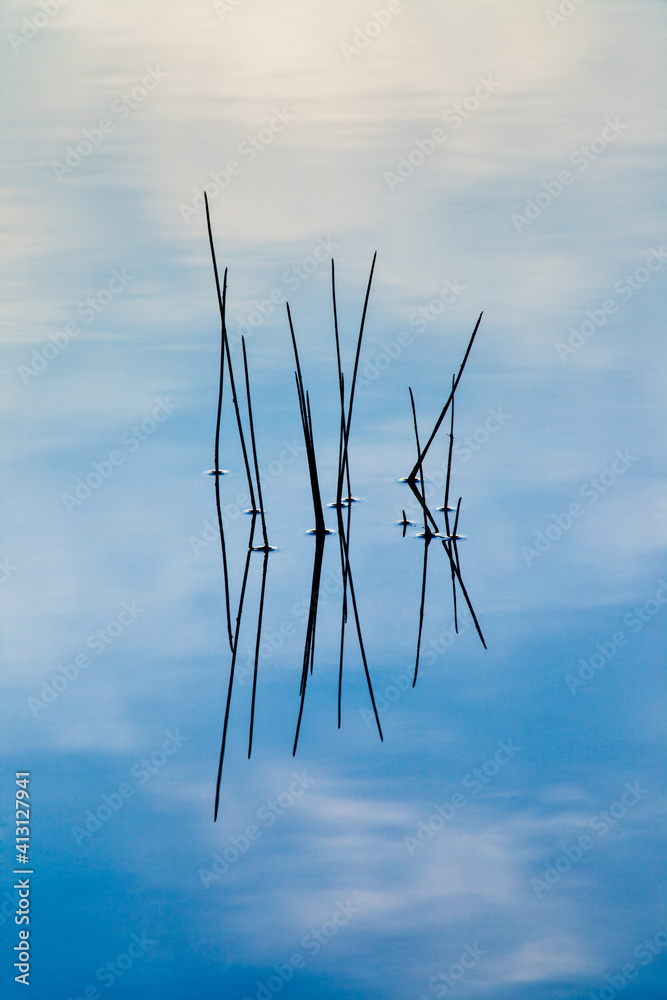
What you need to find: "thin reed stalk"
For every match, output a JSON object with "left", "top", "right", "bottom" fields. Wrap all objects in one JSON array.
[
  {"left": 241, "top": 337, "right": 269, "bottom": 548},
  {"left": 443, "top": 375, "right": 458, "bottom": 631},
  {"left": 248, "top": 546, "right": 270, "bottom": 759},
  {"left": 407, "top": 312, "right": 483, "bottom": 482},
  {"left": 214, "top": 515, "right": 258, "bottom": 821},
  {"left": 204, "top": 193, "right": 233, "bottom": 652},
  {"left": 409, "top": 387, "right": 431, "bottom": 687}
]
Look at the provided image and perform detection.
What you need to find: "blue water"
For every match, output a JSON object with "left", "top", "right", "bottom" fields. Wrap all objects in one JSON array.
[{"left": 1, "top": 0, "right": 666, "bottom": 996}]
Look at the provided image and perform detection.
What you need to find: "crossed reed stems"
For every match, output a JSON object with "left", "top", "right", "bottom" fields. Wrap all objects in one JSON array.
[{"left": 205, "top": 197, "right": 485, "bottom": 820}]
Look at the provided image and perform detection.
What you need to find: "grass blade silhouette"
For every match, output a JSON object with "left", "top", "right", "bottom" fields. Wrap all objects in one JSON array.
[
  {"left": 440, "top": 516, "right": 486, "bottom": 649},
  {"left": 285, "top": 301, "right": 329, "bottom": 750},
  {"left": 409, "top": 387, "right": 431, "bottom": 687},
  {"left": 443, "top": 375, "right": 456, "bottom": 535},
  {"left": 443, "top": 375, "right": 458, "bottom": 631},
  {"left": 204, "top": 193, "right": 233, "bottom": 652},
  {"left": 214, "top": 515, "right": 257, "bottom": 821},
  {"left": 451, "top": 496, "right": 463, "bottom": 581},
  {"left": 331, "top": 256, "right": 382, "bottom": 734},
  {"left": 286, "top": 303, "right": 326, "bottom": 536},
  {"left": 338, "top": 252, "right": 377, "bottom": 503},
  {"left": 239, "top": 335, "right": 272, "bottom": 759},
  {"left": 223, "top": 335, "right": 258, "bottom": 516},
  {"left": 241, "top": 336, "right": 269, "bottom": 548},
  {"left": 337, "top": 411, "right": 382, "bottom": 739},
  {"left": 332, "top": 260, "right": 349, "bottom": 725},
  {"left": 293, "top": 531, "right": 325, "bottom": 754},
  {"left": 406, "top": 470, "right": 440, "bottom": 536},
  {"left": 248, "top": 545, "right": 270, "bottom": 759},
  {"left": 408, "top": 311, "right": 483, "bottom": 482},
  {"left": 345, "top": 558, "right": 383, "bottom": 740},
  {"left": 204, "top": 196, "right": 258, "bottom": 516}
]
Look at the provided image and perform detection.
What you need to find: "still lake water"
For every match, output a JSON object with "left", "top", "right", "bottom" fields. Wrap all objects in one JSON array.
[{"left": 1, "top": 0, "right": 665, "bottom": 997}]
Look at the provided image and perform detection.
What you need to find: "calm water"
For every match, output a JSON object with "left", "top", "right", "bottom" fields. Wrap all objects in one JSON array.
[{"left": 1, "top": 0, "right": 666, "bottom": 997}]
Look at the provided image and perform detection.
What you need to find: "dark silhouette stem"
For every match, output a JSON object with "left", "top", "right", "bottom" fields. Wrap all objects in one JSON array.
[
  {"left": 214, "top": 516, "right": 257, "bottom": 821},
  {"left": 248, "top": 546, "right": 270, "bottom": 758},
  {"left": 204, "top": 194, "right": 233, "bottom": 652},
  {"left": 242, "top": 337, "right": 269, "bottom": 548},
  {"left": 407, "top": 311, "right": 483, "bottom": 481},
  {"left": 444, "top": 375, "right": 457, "bottom": 631},
  {"left": 409, "top": 387, "right": 430, "bottom": 686}
]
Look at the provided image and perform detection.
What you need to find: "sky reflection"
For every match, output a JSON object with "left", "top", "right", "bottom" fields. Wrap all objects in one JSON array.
[{"left": 1, "top": 0, "right": 666, "bottom": 997}]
